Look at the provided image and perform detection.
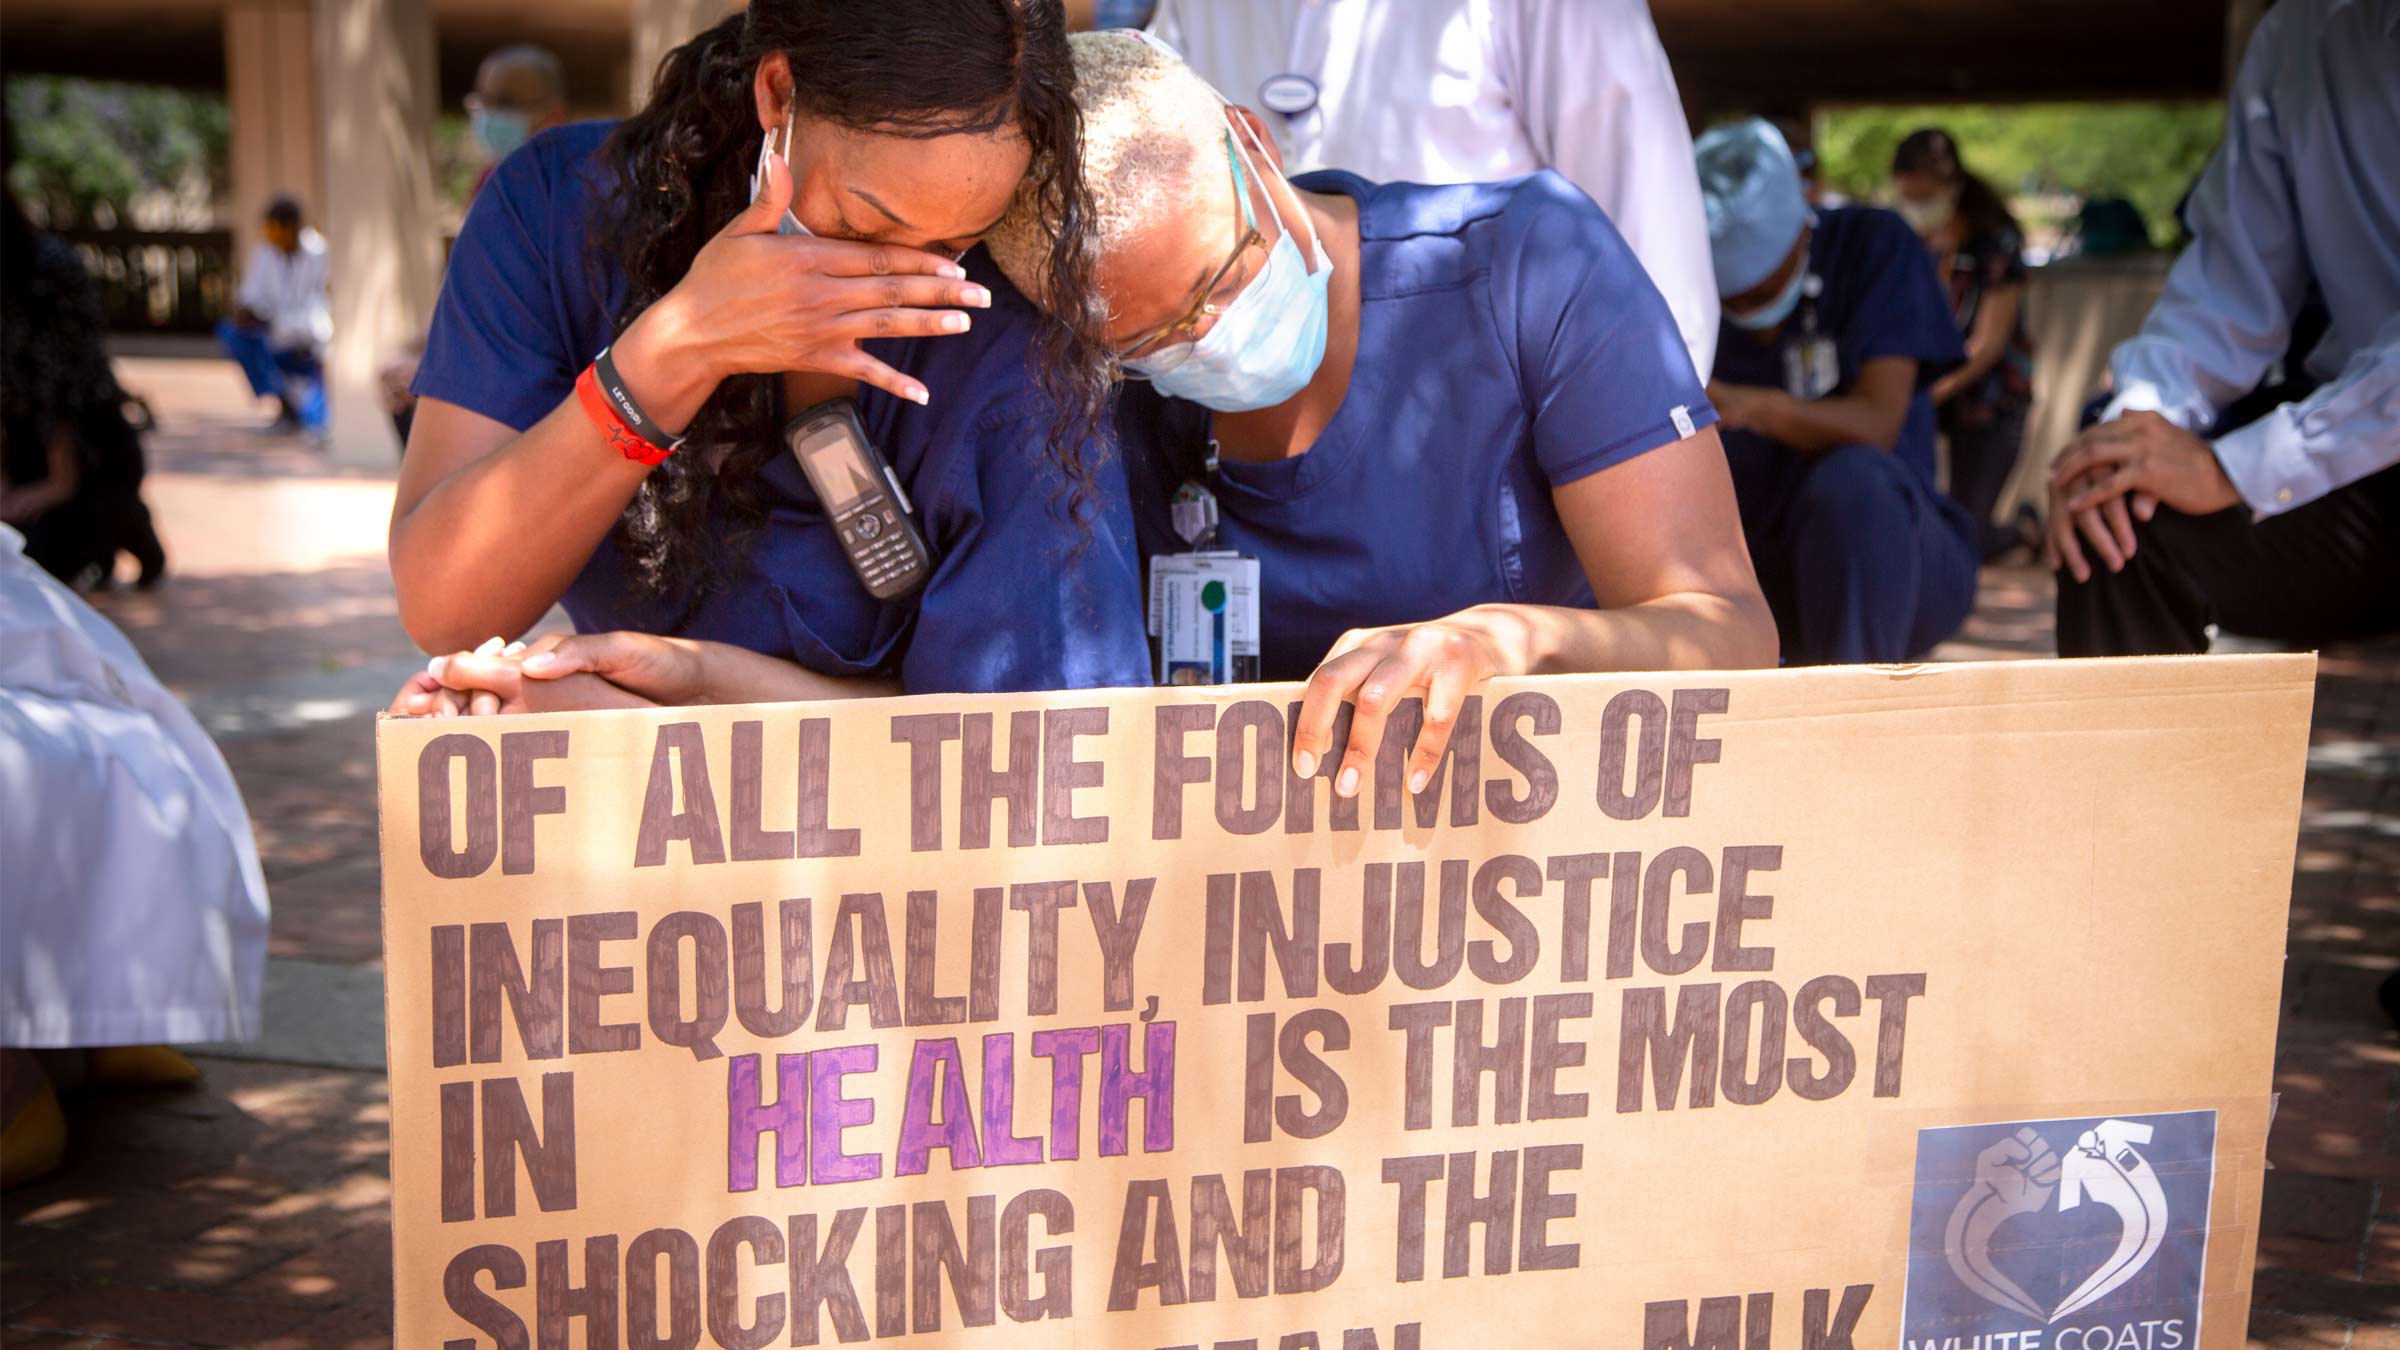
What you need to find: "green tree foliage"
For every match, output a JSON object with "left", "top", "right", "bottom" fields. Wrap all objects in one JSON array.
[
  {"left": 6, "top": 75, "right": 230, "bottom": 229},
  {"left": 1812, "top": 101, "right": 2226, "bottom": 250}
]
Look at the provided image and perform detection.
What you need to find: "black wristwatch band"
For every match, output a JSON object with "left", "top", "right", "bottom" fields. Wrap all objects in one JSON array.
[{"left": 590, "top": 346, "right": 687, "bottom": 454}]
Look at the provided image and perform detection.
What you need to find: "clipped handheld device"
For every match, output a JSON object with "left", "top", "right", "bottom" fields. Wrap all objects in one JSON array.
[{"left": 783, "top": 399, "right": 932, "bottom": 600}]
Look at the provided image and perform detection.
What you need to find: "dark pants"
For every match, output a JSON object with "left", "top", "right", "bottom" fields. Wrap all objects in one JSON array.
[
  {"left": 7, "top": 399, "right": 166, "bottom": 588},
  {"left": 2055, "top": 461, "right": 2400, "bottom": 656},
  {"left": 1725, "top": 432, "right": 1982, "bottom": 665},
  {"left": 1945, "top": 402, "right": 2030, "bottom": 560}
]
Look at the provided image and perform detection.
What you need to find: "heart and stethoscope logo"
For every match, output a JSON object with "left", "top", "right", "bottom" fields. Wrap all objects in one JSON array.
[{"left": 1941, "top": 1119, "right": 2171, "bottom": 1324}]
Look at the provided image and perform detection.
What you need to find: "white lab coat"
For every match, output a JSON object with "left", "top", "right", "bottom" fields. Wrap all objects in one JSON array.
[
  {"left": 0, "top": 526, "right": 268, "bottom": 1046},
  {"left": 235, "top": 228, "right": 333, "bottom": 355},
  {"left": 1149, "top": 0, "right": 1721, "bottom": 380}
]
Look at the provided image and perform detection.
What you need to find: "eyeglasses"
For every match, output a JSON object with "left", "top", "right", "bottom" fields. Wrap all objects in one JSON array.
[{"left": 1116, "top": 131, "right": 1270, "bottom": 376}]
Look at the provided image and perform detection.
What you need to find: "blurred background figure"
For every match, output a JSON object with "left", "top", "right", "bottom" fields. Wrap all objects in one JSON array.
[
  {"left": 1143, "top": 0, "right": 1720, "bottom": 380},
  {"left": 1698, "top": 117, "right": 1976, "bottom": 666},
  {"left": 1, "top": 181, "right": 166, "bottom": 591},
  {"left": 1893, "top": 127, "right": 2040, "bottom": 561},
  {"left": 214, "top": 194, "right": 330, "bottom": 442},
  {"left": 2046, "top": 0, "right": 2398, "bottom": 659},
  {"left": 0, "top": 521, "right": 268, "bottom": 1187},
  {"left": 465, "top": 45, "right": 568, "bottom": 183},
  {"left": 1065, "top": 0, "right": 1156, "bottom": 29},
  {"left": 2061, "top": 195, "right": 2156, "bottom": 259},
  {"left": 383, "top": 43, "right": 569, "bottom": 447}
]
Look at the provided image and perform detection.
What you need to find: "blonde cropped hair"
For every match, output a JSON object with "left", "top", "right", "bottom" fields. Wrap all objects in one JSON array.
[{"left": 986, "top": 30, "right": 1231, "bottom": 307}]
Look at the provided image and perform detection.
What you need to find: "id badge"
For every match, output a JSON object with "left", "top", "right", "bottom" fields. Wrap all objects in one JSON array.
[
  {"left": 1784, "top": 336, "right": 1840, "bottom": 400},
  {"left": 1147, "top": 552, "right": 1261, "bottom": 686}
]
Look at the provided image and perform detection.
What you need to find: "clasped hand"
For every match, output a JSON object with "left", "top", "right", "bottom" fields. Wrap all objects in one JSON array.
[
  {"left": 2044, "top": 411, "right": 2239, "bottom": 582},
  {"left": 388, "top": 632, "right": 697, "bottom": 718}
]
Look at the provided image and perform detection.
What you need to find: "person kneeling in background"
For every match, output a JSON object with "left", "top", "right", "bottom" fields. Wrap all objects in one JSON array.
[
  {"left": 1891, "top": 127, "right": 2040, "bottom": 563},
  {"left": 215, "top": 195, "right": 330, "bottom": 442},
  {"left": 1697, "top": 119, "right": 1978, "bottom": 666}
]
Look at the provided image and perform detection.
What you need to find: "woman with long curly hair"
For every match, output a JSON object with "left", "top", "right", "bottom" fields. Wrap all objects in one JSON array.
[
  {"left": 390, "top": 0, "right": 1149, "bottom": 711},
  {"left": 1891, "top": 127, "right": 2039, "bottom": 561}
]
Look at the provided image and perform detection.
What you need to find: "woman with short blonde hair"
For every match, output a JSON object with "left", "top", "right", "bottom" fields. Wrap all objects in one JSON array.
[{"left": 987, "top": 32, "right": 1776, "bottom": 794}]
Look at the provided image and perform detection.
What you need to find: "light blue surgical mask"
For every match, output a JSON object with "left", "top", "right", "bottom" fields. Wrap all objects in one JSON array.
[
  {"left": 1725, "top": 264, "right": 1808, "bottom": 332},
  {"left": 471, "top": 108, "right": 533, "bottom": 160},
  {"left": 1134, "top": 130, "right": 1332, "bottom": 413}
]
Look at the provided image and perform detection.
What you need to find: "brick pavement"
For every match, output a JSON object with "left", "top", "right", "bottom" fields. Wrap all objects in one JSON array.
[{"left": 1, "top": 356, "right": 2394, "bottom": 1347}]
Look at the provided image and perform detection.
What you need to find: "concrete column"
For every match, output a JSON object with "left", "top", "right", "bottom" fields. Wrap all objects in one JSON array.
[
  {"left": 629, "top": 0, "right": 735, "bottom": 108},
  {"left": 312, "top": 0, "right": 443, "bottom": 464},
  {"left": 224, "top": 1, "right": 324, "bottom": 261}
]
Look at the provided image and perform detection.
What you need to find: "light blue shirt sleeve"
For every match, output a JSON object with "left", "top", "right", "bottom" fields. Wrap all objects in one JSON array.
[
  {"left": 2102, "top": 0, "right": 2400, "bottom": 517},
  {"left": 2209, "top": 311, "right": 2400, "bottom": 514},
  {"left": 2101, "top": 22, "right": 2309, "bottom": 440}
]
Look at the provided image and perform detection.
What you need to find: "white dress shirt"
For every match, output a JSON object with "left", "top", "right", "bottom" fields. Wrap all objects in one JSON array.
[
  {"left": 0, "top": 525, "right": 268, "bottom": 1046},
  {"left": 235, "top": 226, "right": 333, "bottom": 354},
  {"left": 1149, "top": 0, "right": 1721, "bottom": 380},
  {"left": 2102, "top": 0, "right": 2400, "bottom": 517}
]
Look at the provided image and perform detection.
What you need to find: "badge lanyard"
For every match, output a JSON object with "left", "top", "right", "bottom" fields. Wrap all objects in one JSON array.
[
  {"left": 1148, "top": 429, "right": 1263, "bottom": 686},
  {"left": 1782, "top": 275, "right": 1839, "bottom": 401}
]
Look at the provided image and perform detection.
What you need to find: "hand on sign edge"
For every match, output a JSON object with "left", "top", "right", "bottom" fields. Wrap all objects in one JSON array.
[{"left": 1290, "top": 610, "right": 1527, "bottom": 803}]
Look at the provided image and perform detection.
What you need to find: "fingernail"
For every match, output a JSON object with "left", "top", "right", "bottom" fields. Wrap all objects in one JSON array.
[
  {"left": 939, "top": 262, "right": 968, "bottom": 280},
  {"left": 521, "top": 653, "right": 559, "bottom": 675},
  {"left": 1409, "top": 769, "right": 1429, "bottom": 794},
  {"left": 909, "top": 386, "right": 930, "bottom": 405},
  {"left": 1292, "top": 749, "right": 1316, "bottom": 778},
  {"left": 427, "top": 655, "right": 448, "bottom": 680},
  {"left": 502, "top": 641, "right": 528, "bottom": 657},
  {"left": 941, "top": 313, "right": 969, "bottom": 333},
  {"left": 964, "top": 285, "right": 991, "bottom": 307},
  {"left": 1336, "top": 766, "right": 1359, "bottom": 798},
  {"left": 474, "top": 636, "right": 504, "bottom": 657}
]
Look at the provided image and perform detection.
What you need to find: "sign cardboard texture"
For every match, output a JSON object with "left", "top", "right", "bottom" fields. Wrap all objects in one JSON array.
[{"left": 376, "top": 655, "right": 2313, "bottom": 1350}]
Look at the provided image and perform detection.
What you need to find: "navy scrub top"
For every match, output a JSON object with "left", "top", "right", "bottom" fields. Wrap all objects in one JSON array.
[
  {"left": 1707, "top": 205, "right": 1964, "bottom": 484},
  {"left": 1115, "top": 170, "right": 1715, "bottom": 682},
  {"left": 413, "top": 121, "right": 1152, "bottom": 694}
]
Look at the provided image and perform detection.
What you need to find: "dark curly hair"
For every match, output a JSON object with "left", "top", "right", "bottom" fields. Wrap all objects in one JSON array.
[{"left": 592, "top": 0, "right": 1107, "bottom": 613}]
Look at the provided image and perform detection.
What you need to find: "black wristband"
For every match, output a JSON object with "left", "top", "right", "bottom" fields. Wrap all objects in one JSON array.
[{"left": 590, "top": 346, "right": 687, "bottom": 454}]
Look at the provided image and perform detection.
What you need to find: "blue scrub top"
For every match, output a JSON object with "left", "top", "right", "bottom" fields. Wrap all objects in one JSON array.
[
  {"left": 413, "top": 121, "right": 1152, "bottom": 694},
  {"left": 1707, "top": 205, "right": 1964, "bottom": 483},
  {"left": 1115, "top": 170, "right": 1714, "bottom": 682}
]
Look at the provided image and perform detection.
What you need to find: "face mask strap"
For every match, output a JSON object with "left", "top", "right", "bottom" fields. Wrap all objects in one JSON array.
[
  {"left": 1223, "top": 131, "right": 1259, "bottom": 237},
  {"left": 751, "top": 99, "right": 798, "bottom": 202},
  {"left": 1220, "top": 110, "right": 1327, "bottom": 273}
]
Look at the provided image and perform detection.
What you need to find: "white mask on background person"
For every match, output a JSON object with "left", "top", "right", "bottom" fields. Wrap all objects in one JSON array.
[
  {"left": 1131, "top": 126, "right": 1334, "bottom": 413},
  {"left": 750, "top": 102, "right": 810, "bottom": 237},
  {"left": 1896, "top": 189, "right": 1958, "bottom": 237}
]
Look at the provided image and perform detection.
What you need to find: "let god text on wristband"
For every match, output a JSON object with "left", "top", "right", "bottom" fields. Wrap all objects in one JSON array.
[{"left": 575, "top": 347, "right": 685, "bottom": 466}]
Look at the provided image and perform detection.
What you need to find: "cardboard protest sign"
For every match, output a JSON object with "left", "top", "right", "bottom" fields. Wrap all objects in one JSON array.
[{"left": 376, "top": 655, "right": 2312, "bottom": 1350}]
